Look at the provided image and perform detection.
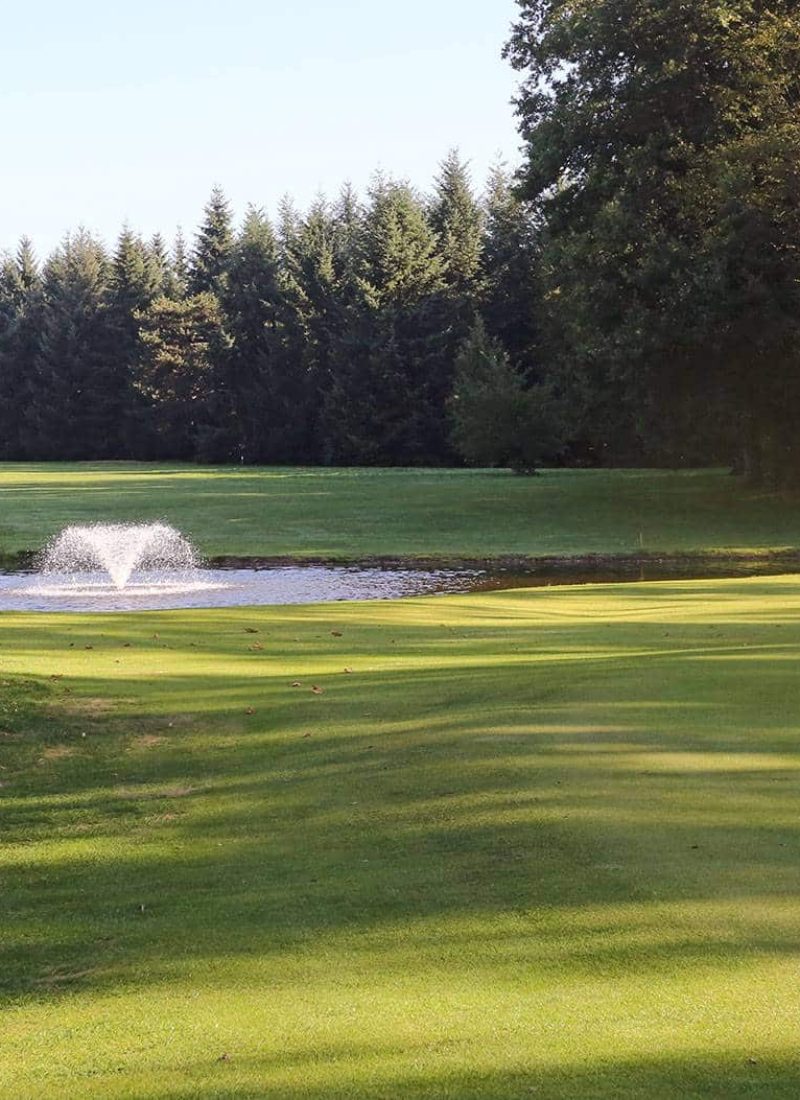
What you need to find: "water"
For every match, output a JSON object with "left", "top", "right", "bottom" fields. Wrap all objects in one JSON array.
[{"left": 0, "top": 565, "right": 478, "bottom": 612}]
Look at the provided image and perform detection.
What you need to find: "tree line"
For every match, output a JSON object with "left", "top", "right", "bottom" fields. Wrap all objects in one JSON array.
[{"left": 0, "top": 155, "right": 546, "bottom": 468}]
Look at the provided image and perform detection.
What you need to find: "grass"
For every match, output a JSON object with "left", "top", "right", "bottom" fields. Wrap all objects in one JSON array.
[
  {"left": 3, "top": 576, "right": 800, "bottom": 1097},
  {"left": 2, "top": 462, "right": 800, "bottom": 560}
]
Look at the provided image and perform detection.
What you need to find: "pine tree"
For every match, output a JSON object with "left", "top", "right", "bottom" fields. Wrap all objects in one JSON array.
[
  {"left": 108, "top": 227, "right": 162, "bottom": 455},
  {"left": 481, "top": 165, "right": 540, "bottom": 375},
  {"left": 0, "top": 240, "right": 41, "bottom": 457},
  {"left": 449, "top": 318, "right": 563, "bottom": 473},
  {"left": 135, "top": 292, "right": 230, "bottom": 459},
  {"left": 147, "top": 233, "right": 173, "bottom": 298},
  {"left": 171, "top": 229, "right": 190, "bottom": 299},
  {"left": 431, "top": 150, "right": 484, "bottom": 300},
  {"left": 324, "top": 178, "right": 446, "bottom": 464},
  {"left": 224, "top": 206, "right": 289, "bottom": 461},
  {"left": 26, "top": 232, "right": 121, "bottom": 458},
  {"left": 189, "top": 186, "right": 234, "bottom": 297}
]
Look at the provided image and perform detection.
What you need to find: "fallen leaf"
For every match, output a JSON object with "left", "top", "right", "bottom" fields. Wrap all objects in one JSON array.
[
  {"left": 311, "top": 686, "right": 324, "bottom": 695},
  {"left": 290, "top": 681, "right": 302, "bottom": 688},
  {"left": 248, "top": 643, "right": 264, "bottom": 651},
  {"left": 244, "top": 628, "right": 259, "bottom": 634},
  {"left": 245, "top": 707, "right": 255, "bottom": 715},
  {"left": 218, "top": 1053, "right": 231, "bottom": 1063},
  {"left": 302, "top": 732, "right": 312, "bottom": 738},
  {"left": 343, "top": 667, "right": 353, "bottom": 674},
  {"left": 331, "top": 631, "right": 343, "bottom": 637}
]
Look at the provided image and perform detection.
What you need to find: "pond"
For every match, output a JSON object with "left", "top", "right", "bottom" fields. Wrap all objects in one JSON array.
[{"left": 0, "top": 556, "right": 798, "bottom": 612}]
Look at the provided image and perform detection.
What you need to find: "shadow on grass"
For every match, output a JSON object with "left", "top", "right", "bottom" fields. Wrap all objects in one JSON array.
[
  {"left": 148, "top": 1049, "right": 800, "bottom": 1100},
  {"left": 1, "top": 596, "right": 800, "bottom": 1027}
]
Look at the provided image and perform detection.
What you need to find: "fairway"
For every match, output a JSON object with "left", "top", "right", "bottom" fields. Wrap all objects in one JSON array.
[
  {"left": 3, "top": 577, "right": 800, "bottom": 1097},
  {"left": 2, "top": 463, "right": 800, "bottom": 561}
]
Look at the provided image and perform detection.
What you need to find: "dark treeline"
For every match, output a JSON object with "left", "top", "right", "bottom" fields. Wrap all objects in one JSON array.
[{"left": 0, "top": 154, "right": 546, "bottom": 468}]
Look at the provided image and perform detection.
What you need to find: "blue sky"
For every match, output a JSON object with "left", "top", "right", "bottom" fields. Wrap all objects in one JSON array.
[{"left": 1, "top": 0, "right": 522, "bottom": 257}]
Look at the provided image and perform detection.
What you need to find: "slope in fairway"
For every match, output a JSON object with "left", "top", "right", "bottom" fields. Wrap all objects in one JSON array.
[{"left": 2, "top": 577, "right": 800, "bottom": 1097}]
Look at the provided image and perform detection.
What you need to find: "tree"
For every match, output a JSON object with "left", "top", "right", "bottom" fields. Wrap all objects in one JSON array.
[
  {"left": 449, "top": 319, "right": 563, "bottom": 473},
  {"left": 323, "top": 177, "right": 447, "bottom": 464},
  {"left": 26, "top": 232, "right": 123, "bottom": 459},
  {"left": 431, "top": 150, "right": 484, "bottom": 301},
  {"left": 505, "top": 0, "right": 800, "bottom": 480},
  {"left": 107, "top": 227, "right": 161, "bottom": 454},
  {"left": 171, "top": 229, "right": 190, "bottom": 299},
  {"left": 224, "top": 206, "right": 291, "bottom": 461},
  {"left": 189, "top": 186, "right": 234, "bottom": 297},
  {"left": 481, "top": 165, "right": 540, "bottom": 375},
  {"left": 0, "top": 239, "right": 41, "bottom": 457},
  {"left": 135, "top": 293, "right": 230, "bottom": 459}
]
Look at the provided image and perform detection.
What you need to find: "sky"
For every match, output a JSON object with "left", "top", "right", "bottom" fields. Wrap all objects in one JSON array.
[{"left": 1, "top": 0, "right": 523, "bottom": 258}]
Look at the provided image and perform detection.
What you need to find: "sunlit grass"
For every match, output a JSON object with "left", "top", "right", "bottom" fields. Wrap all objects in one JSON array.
[
  {"left": 2, "top": 576, "right": 800, "bottom": 1096},
  {"left": 2, "top": 462, "right": 800, "bottom": 558}
]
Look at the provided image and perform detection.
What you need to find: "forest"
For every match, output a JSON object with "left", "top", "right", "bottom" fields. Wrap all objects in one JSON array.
[
  {"left": 0, "top": 157, "right": 542, "bottom": 469},
  {"left": 2, "top": 0, "right": 800, "bottom": 483}
]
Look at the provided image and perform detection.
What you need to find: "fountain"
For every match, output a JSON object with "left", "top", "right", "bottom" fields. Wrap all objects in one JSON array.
[
  {"left": 42, "top": 519, "right": 199, "bottom": 589},
  {"left": 42, "top": 523, "right": 199, "bottom": 590},
  {"left": 14, "top": 521, "right": 227, "bottom": 608}
]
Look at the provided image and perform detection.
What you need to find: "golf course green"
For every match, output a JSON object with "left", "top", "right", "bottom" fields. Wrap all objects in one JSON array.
[{"left": 2, "top": 466, "right": 800, "bottom": 1097}]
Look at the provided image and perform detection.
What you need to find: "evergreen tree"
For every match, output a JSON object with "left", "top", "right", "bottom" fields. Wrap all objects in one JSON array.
[
  {"left": 324, "top": 178, "right": 446, "bottom": 464},
  {"left": 450, "top": 318, "right": 563, "bottom": 473},
  {"left": 224, "top": 206, "right": 290, "bottom": 461},
  {"left": 171, "top": 229, "right": 190, "bottom": 299},
  {"left": 0, "top": 239, "right": 41, "bottom": 457},
  {"left": 481, "top": 165, "right": 540, "bottom": 375},
  {"left": 108, "top": 227, "right": 162, "bottom": 455},
  {"left": 135, "top": 292, "right": 229, "bottom": 459},
  {"left": 26, "top": 232, "right": 121, "bottom": 458},
  {"left": 275, "top": 196, "right": 348, "bottom": 461},
  {"left": 147, "top": 233, "right": 173, "bottom": 298},
  {"left": 189, "top": 186, "right": 233, "bottom": 297},
  {"left": 431, "top": 150, "right": 484, "bottom": 300}
]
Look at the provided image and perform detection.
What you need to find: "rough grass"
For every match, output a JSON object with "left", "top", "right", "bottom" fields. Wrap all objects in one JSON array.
[
  {"left": 2, "top": 463, "right": 800, "bottom": 559},
  {"left": 3, "top": 577, "right": 800, "bottom": 1097}
]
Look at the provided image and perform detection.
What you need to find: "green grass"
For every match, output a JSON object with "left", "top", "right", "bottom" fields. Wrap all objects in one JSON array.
[
  {"left": 2, "top": 462, "right": 800, "bottom": 559},
  {"left": 3, "top": 577, "right": 800, "bottom": 1097}
]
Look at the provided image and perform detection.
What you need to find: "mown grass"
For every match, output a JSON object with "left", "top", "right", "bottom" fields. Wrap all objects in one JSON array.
[
  {"left": 3, "top": 577, "right": 800, "bottom": 1097},
  {"left": 2, "top": 463, "right": 800, "bottom": 559}
]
